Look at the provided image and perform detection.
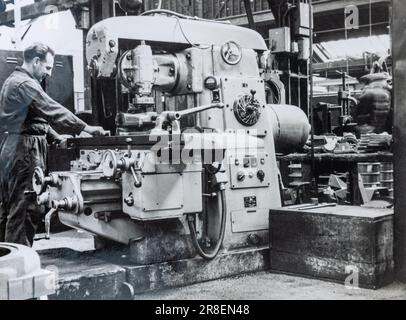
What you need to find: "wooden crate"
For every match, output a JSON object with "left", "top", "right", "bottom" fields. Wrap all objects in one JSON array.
[{"left": 269, "top": 205, "right": 394, "bottom": 289}]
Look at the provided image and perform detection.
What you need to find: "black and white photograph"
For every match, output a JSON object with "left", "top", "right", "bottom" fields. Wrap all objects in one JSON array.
[{"left": 0, "top": 0, "right": 405, "bottom": 305}]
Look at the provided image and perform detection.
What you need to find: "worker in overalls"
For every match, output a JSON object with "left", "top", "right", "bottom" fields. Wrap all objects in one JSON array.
[{"left": 0, "top": 43, "right": 106, "bottom": 246}]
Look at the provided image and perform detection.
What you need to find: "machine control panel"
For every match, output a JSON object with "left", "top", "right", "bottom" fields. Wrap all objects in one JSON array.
[{"left": 229, "top": 152, "right": 270, "bottom": 189}]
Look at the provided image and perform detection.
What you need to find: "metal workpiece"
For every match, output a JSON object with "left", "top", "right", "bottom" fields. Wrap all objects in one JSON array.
[
  {"left": 0, "top": 243, "right": 56, "bottom": 300},
  {"left": 119, "top": 48, "right": 180, "bottom": 94},
  {"left": 120, "top": 44, "right": 155, "bottom": 94}
]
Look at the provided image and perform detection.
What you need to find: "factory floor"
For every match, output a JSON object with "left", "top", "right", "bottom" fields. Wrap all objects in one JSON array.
[{"left": 33, "top": 230, "right": 406, "bottom": 300}]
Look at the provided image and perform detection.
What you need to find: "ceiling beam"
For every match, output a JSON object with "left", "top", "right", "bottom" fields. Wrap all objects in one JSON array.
[
  {"left": 313, "top": 2, "right": 390, "bottom": 42},
  {"left": 313, "top": 55, "right": 392, "bottom": 79},
  {"left": 313, "top": 58, "right": 370, "bottom": 73},
  {"left": 0, "top": 0, "right": 392, "bottom": 37},
  {"left": 313, "top": 0, "right": 390, "bottom": 15},
  {"left": 217, "top": 9, "right": 274, "bottom": 27},
  {"left": 217, "top": 0, "right": 390, "bottom": 32}
]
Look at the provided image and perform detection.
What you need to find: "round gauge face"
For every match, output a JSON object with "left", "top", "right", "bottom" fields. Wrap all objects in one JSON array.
[{"left": 221, "top": 41, "right": 242, "bottom": 65}]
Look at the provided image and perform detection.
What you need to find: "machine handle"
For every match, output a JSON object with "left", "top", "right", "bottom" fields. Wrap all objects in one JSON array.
[
  {"left": 177, "top": 103, "right": 224, "bottom": 118},
  {"left": 34, "top": 208, "right": 58, "bottom": 241},
  {"left": 164, "top": 103, "right": 224, "bottom": 122},
  {"left": 130, "top": 166, "right": 142, "bottom": 188},
  {"left": 45, "top": 208, "right": 57, "bottom": 240}
]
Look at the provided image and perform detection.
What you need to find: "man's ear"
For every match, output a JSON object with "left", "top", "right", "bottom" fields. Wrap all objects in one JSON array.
[{"left": 33, "top": 57, "right": 40, "bottom": 66}]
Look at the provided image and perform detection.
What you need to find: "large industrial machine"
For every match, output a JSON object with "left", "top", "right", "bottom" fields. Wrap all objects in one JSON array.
[{"left": 32, "top": 12, "right": 310, "bottom": 264}]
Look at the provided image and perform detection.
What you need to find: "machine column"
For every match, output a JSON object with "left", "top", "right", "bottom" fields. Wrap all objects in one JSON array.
[{"left": 392, "top": 0, "right": 406, "bottom": 282}]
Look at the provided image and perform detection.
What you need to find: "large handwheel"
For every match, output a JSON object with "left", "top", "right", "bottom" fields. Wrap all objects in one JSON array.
[{"left": 32, "top": 167, "right": 46, "bottom": 195}]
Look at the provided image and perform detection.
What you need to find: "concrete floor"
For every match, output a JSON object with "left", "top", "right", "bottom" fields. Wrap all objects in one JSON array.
[
  {"left": 132, "top": 272, "right": 406, "bottom": 300},
  {"left": 33, "top": 230, "right": 406, "bottom": 300}
]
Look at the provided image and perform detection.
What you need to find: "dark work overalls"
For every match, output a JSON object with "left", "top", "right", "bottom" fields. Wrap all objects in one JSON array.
[{"left": 0, "top": 67, "right": 87, "bottom": 246}]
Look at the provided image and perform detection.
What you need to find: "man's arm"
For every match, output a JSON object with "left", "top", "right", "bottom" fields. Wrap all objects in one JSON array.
[
  {"left": 18, "top": 80, "right": 106, "bottom": 136},
  {"left": 46, "top": 126, "right": 62, "bottom": 144}
]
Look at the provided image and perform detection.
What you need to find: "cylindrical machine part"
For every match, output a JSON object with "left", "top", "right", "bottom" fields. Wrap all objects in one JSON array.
[
  {"left": 118, "top": 45, "right": 155, "bottom": 94},
  {"left": 298, "top": 38, "right": 310, "bottom": 60},
  {"left": 51, "top": 197, "right": 78, "bottom": 211},
  {"left": 268, "top": 104, "right": 311, "bottom": 154}
]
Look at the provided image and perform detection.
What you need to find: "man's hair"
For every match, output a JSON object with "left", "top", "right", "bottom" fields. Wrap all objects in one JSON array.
[{"left": 23, "top": 43, "right": 55, "bottom": 62}]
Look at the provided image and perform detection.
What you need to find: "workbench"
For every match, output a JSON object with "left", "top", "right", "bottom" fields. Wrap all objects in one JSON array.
[
  {"left": 278, "top": 152, "right": 393, "bottom": 205},
  {"left": 278, "top": 152, "right": 393, "bottom": 163},
  {"left": 270, "top": 205, "right": 394, "bottom": 289}
]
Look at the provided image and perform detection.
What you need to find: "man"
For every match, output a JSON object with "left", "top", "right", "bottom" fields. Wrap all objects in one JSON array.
[{"left": 0, "top": 42, "right": 106, "bottom": 246}]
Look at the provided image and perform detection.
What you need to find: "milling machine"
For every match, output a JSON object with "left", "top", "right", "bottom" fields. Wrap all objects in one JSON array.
[{"left": 33, "top": 12, "right": 310, "bottom": 264}]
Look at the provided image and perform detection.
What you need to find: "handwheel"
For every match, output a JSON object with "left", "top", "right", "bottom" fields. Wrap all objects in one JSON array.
[{"left": 102, "top": 150, "right": 119, "bottom": 178}]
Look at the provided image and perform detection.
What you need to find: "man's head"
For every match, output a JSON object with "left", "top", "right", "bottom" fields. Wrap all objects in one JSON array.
[{"left": 23, "top": 43, "right": 55, "bottom": 82}]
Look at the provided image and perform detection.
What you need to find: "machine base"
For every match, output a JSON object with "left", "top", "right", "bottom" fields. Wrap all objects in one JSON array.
[
  {"left": 94, "top": 219, "right": 196, "bottom": 265},
  {"left": 38, "top": 246, "right": 269, "bottom": 300},
  {"left": 129, "top": 220, "right": 196, "bottom": 265}
]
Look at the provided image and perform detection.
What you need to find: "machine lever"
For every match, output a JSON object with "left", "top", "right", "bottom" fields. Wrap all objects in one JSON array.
[
  {"left": 126, "top": 138, "right": 133, "bottom": 158},
  {"left": 152, "top": 103, "right": 224, "bottom": 134},
  {"left": 176, "top": 103, "right": 224, "bottom": 118},
  {"left": 34, "top": 208, "right": 58, "bottom": 241},
  {"left": 163, "top": 103, "right": 225, "bottom": 122},
  {"left": 45, "top": 208, "right": 58, "bottom": 240},
  {"left": 130, "top": 166, "right": 142, "bottom": 188},
  {"left": 202, "top": 193, "right": 218, "bottom": 198}
]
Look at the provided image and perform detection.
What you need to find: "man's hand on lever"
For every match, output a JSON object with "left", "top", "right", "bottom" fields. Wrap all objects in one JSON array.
[
  {"left": 54, "top": 134, "right": 73, "bottom": 148},
  {"left": 83, "top": 125, "right": 109, "bottom": 137}
]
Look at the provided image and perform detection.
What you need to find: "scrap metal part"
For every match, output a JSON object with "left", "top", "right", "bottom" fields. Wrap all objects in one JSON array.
[{"left": 0, "top": 243, "right": 56, "bottom": 300}]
